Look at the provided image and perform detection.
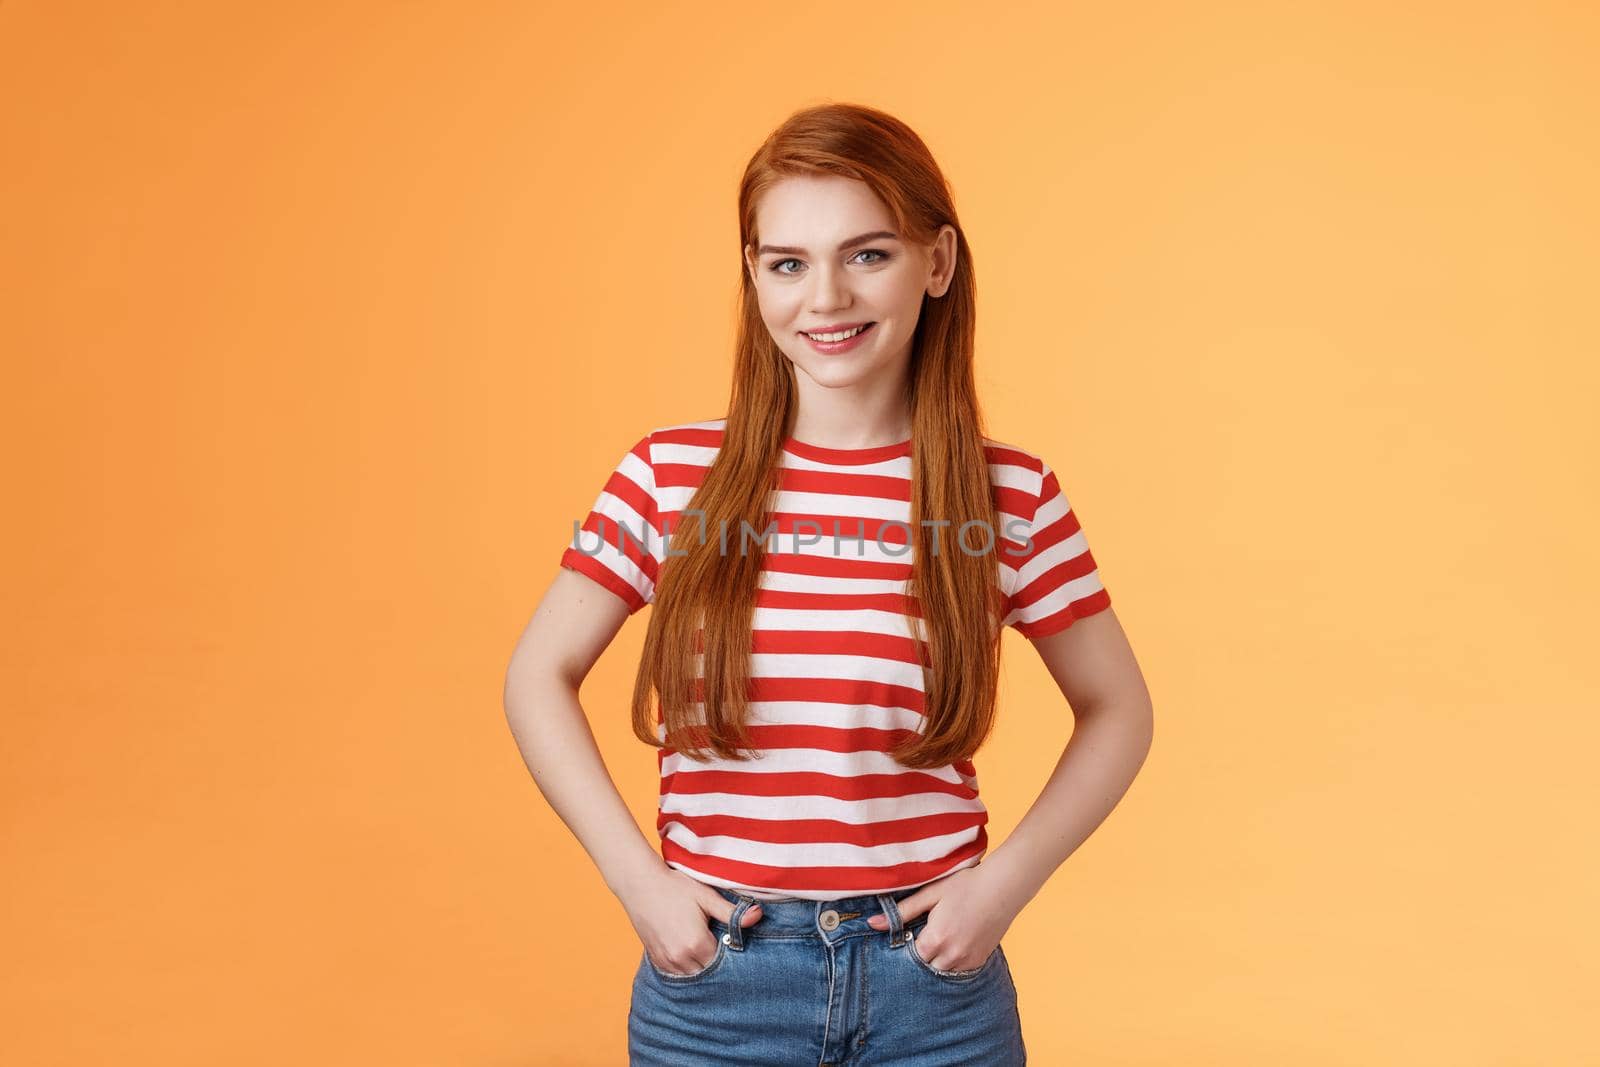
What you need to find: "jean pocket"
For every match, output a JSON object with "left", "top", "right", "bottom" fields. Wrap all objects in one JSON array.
[
  {"left": 644, "top": 928, "right": 728, "bottom": 983},
  {"left": 904, "top": 920, "right": 999, "bottom": 982}
]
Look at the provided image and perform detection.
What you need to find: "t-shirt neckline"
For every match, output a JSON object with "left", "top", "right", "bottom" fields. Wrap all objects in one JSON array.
[{"left": 780, "top": 436, "right": 913, "bottom": 465}]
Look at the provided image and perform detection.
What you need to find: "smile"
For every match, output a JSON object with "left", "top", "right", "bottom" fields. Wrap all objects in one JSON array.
[
  {"left": 799, "top": 322, "right": 877, "bottom": 354},
  {"left": 803, "top": 323, "right": 873, "bottom": 342}
]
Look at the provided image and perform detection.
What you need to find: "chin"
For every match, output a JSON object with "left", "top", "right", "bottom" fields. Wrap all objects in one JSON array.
[{"left": 789, "top": 358, "right": 877, "bottom": 389}]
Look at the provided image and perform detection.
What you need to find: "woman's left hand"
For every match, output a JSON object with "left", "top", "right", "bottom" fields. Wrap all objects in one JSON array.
[{"left": 867, "top": 866, "right": 1020, "bottom": 972}]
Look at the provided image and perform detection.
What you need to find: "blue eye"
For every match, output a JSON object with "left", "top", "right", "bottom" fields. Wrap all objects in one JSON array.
[{"left": 766, "top": 249, "right": 890, "bottom": 275}]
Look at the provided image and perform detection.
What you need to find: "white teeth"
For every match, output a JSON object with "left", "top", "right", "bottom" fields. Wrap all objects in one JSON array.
[{"left": 805, "top": 324, "right": 869, "bottom": 342}]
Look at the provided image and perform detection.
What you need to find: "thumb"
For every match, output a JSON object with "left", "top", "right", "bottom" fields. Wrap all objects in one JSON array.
[{"left": 869, "top": 892, "right": 928, "bottom": 930}]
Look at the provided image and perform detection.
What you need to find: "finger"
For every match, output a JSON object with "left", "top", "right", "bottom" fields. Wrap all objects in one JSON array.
[
  {"left": 659, "top": 941, "right": 718, "bottom": 976},
  {"left": 648, "top": 945, "right": 705, "bottom": 976},
  {"left": 702, "top": 887, "right": 764, "bottom": 927},
  {"left": 868, "top": 890, "right": 933, "bottom": 930}
]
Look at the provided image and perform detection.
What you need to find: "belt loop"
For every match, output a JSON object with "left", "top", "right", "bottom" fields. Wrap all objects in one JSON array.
[
  {"left": 876, "top": 892, "right": 908, "bottom": 948},
  {"left": 726, "top": 894, "right": 756, "bottom": 951}
]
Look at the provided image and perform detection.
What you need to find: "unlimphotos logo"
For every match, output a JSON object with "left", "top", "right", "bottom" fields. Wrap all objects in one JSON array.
[{"left": 569, "top": 510, "right": 1034, "bottom": 559}]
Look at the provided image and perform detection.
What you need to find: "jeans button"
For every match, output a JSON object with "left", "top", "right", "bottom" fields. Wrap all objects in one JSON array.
[{"left": 819, "top": 909, "right": 840, "bottom": 931}]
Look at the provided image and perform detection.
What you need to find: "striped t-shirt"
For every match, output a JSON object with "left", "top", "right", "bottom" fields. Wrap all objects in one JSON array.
[{"left": 558, "top": 417, "right": 1111, "bottom": 901}]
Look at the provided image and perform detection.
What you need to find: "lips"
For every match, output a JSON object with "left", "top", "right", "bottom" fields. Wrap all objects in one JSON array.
[{"left": 799, "top": 321, "right": 877, "bottom": 354}]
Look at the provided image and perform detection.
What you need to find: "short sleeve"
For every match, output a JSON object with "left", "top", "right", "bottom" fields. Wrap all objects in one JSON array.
[
  {"left": 558, "top": 432, "right": 660, "bottom": 614},
  {"left": 1000, "top": 459, "right": 1112, "bottom": 638}
]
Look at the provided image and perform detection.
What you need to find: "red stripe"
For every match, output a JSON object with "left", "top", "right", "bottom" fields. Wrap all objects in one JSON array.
[
  {"left": 659, "top": 767, "right": 976, "bottom": 802},
  {"left": 761, "top": 550, "right": 911, "bottom": 581},
  {"left": 1015, "top": 587, "right": 1112, "bottom": 638},
  {"left": 655, "top": 461, "right": 711, "bottom": 493},
  {"left": 1010, "top": 547, "right": 1103, "bottom": 612},
  {"left": 755, "top": 587, "right": 922, "bottom": 616},
  {"left": 750, "top": 629, "right": 923, "bottom": 664},
  {"left": 992, "top": 482, "right": 1034, "bottom": 519},
  {"left": 686, "top": 676, "right": 926, "bottom": 712},
  {"left": 668, "top": 722, "right": 922, "bottom": 754},
  {"left": 983, "top": 443, "right": 1042, "bottom": 474},
  {"left": 660, "top": 830, "right": 988, "bottom": 894},
  {"left": 777, "top": 466, "right": 912, "bottom": 500}
]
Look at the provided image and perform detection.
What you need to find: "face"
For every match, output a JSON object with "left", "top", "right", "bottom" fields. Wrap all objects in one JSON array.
[{"left": 743, "top": 174, "right": 957, "bottom": 397}]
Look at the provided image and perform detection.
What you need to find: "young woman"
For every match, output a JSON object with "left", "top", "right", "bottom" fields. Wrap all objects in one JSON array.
[{"left": 505, "top": 102, "right": 1153, "bottom": 1066}]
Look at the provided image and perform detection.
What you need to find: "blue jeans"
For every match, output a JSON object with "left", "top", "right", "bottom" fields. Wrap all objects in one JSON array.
[{"left": 628, "top": 884, "right": 1027, "bottom": 1065}]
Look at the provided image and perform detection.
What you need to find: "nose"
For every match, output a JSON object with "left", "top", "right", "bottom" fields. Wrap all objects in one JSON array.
[{"left": 808, "top": 262, "right": 850, "bottom": 314}]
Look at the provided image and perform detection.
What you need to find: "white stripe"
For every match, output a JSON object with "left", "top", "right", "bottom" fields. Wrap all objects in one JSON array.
[
  {"left": 661, "top": 746, "right": 967, "bottom": 785},
  {"left": 749, "top": 605, "right": 922, "bottom": 639},
  {"left": 1003, "top": 570, "right": 1107, "bottom": 628},
  {"left": 741, "top": 701, "right": 927, "bottom": 732},
  {"left": 772, "top": 488, "right": 908, "bottom": 521},
  {"left": 759, "top": 570, "right": 911, "bottom": 595},
  {"left": 655, "top": 702, "right": 927, "bottom": 740},
  {"left": 692, "top": 651, "right": 924, "bottom": 689}
]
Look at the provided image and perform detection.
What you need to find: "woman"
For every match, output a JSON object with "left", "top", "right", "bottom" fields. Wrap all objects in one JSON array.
[{"left": 505, "top": 102, "right": 1154, "bottom": 1066}]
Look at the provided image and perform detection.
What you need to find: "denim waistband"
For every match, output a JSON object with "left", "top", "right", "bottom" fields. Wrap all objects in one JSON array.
[{"left": 707, "top": 884, "right": 921, "bottom": 936}]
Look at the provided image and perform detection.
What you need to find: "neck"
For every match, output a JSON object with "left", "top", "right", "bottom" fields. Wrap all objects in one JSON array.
[{"left": 788, "top": 373, "right": 912, "bottom": 450}]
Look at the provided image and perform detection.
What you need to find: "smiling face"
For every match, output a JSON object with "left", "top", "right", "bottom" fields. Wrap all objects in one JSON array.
[{"left": 743, "top": 174, "right": 956, "bottom": 403}]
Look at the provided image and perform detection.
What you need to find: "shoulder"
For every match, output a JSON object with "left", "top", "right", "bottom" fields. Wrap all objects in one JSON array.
[
  {"left": 648, "top": 416, "right": 726, "bottom": 443},
  {"left": 982, "top": 435, "right": 1048, "bottom": 478},
  {"left": 982, "top": 434, "right": 1052, "bottom": 508},
  {"left": 627, "top": 416, "right": 728, "bottom": 461},
  {"left": 981, "top": 435, "right": 1053, "bottom": 529}
]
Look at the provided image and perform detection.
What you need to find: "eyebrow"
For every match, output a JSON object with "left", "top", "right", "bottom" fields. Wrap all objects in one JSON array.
[{"left": 755, "top": 230, "right": 899, "bottom": 256}]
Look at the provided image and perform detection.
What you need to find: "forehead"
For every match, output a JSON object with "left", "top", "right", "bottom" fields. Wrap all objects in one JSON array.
[{"left": 753, "top": 174, "right": 894, "bottom": 245}]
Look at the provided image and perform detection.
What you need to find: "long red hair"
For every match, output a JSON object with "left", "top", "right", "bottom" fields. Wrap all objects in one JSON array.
[{"left": 630, "top": 102, "right": 1004, "bottom": 771}]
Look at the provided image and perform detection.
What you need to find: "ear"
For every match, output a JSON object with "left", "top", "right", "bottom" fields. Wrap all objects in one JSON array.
[
  {"left": 926, "top": 224, "right": 958, "bottom": 298},
  {"left": 743, "top": 243, "right": 759, "bottom": 285}
]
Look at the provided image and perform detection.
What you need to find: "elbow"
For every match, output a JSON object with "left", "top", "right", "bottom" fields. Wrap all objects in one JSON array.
[
  {"left": 1076, "top": 690, "right": 1154, "bottom": 753},
  {"left": 503, "top": 649, "right": 576, "bottom": 725}
]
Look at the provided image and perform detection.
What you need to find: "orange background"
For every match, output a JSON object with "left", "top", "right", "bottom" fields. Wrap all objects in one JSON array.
[{"left": 3, "top": 2, "right": 1596, "bottom": 1064}]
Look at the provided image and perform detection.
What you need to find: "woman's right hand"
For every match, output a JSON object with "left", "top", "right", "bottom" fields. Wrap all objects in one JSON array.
[{"left": 621, "top": 865, "right": 764, "bottom": 976}]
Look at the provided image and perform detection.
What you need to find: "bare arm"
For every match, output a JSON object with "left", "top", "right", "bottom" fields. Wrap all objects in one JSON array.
[
  {"left": 864, "top": 604, "right": 1153, "bottom": 965},
  {"left": 502, "top": 567, "right": 664, "bottom": 901},
  {"left": 503, "top": 567, "right": 757, "bottom": 974},
  {"left": 981, "top": 606, "right": 1155, "bottom": 914}
]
